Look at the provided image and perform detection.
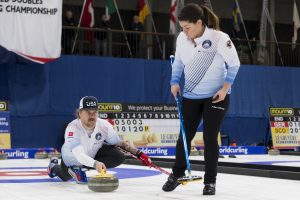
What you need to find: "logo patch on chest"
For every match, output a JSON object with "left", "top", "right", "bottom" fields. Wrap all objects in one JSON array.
[
  {"left": 202, "top": 40, "right": 212, "bottom": 49},
  {"left": 95, "top": 132, "right": 102, "bottom": 140}
]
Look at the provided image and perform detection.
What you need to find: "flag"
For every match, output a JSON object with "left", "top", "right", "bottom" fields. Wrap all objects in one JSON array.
[
  {"left": 81, "top": 0, "right": 94, "bottom": 28},
  {"left": 257, "top": 0, "right": 268, "bottom": 64},
  {"left": 0, "top": 0, "right": 62, "bottom": 64},
  {"left": 170, "top": 0, "right": 177, "bottom": 34},
  {"left": 105, "top": 0, "right": 116, "bottom": 17},
  {"left": 138, "top": 0, "right": 150, "bottom": 23},
  {"left": 81, "top": 0, "right": 95, "bottom": 44},
  {"left": 292, "top": 0, "right": 300, "bottom": 50},
  {"left": 175, "top": 0, "right": 184, "bottom": 37},
  {"left": 203, "top": 0, "right": 213, "bottom": 10},
  {"left": 232, "top": 0, "right": 241, "bottom": 33}
]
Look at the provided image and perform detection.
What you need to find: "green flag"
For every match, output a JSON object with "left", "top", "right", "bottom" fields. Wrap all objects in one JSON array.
[{"left": 106, "top": 0, "right": 116, "bottom": 16}]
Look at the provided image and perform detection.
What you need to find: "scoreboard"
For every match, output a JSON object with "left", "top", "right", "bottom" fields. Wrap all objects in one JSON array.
[
  {"left": 98, "top": 103, "right": 214, "bottom": 150},
  {"left": 269, "top": 107, "right": 300, "bottom": 148}
]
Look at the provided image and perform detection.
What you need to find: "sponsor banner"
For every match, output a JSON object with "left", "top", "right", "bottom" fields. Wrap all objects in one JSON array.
[
  {"left": 0, "top": 0, "right": 62, "bottom": 64},
  {"left": 0, "top": 148, "right": 55, "bottom": 159},
  {"left": 99, "top": 103, "right": 221, "bottom": 148},
  {"left": 218, "top": 146, "right": 266, "bottom": 155},
  {"left": 0, "top": 111, "right": 10, "bottom": 133},
  {"left": 0, "top": 146, "right": 265, "bottom": 158},
  {"left": 269, "top": 107, "right": 300, "bottom": 148},
  {"left": 118, "top": 132, "right": 221, "bottom": 148},
  {"left": 269, "top": 108, "right": 294, "bottom": 116},
  {"left": 99, "top": 103, "right": 178, "bottom": 115},
  {"left": 0, "top": 133, "right": 11, "bottom": 149},
  {"left": 138, "top": 147, "right": 175, "bottom": 156},
  {"left": 138, "top": 146, "right": 266, "bottom": 156}
]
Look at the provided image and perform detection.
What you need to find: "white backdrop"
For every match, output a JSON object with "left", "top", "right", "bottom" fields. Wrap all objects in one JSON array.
[{"left": 0, "top": 0, "right": 62, "bottom": 63}]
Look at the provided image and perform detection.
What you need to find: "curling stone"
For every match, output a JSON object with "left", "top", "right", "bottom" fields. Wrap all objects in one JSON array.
[
  {"left": 190, "top": 147, "right": 199, "bottom": 156},
  {"left": 268, "top": 148, "right": 280, "bottom": 155},
  {"left": 34, "top": 151, "right": 48, "bottom": 159},
  {"left": 219, "top": 154, "right": 225, "bottom": 158},
  {"left": 88, "top": 170, "right": 119, "bottom": 192},
  {"left": 229, "top": 154, "right": 237, "bottom": 158},
  {"left": 0, "top": 152, "right": 7, "bottom": 160},
  {"left": 198, "top": 149, "right": 204, "bottom": 156},
  {"left": 48, "top": 150, "right": 62, "bottom": 158}
]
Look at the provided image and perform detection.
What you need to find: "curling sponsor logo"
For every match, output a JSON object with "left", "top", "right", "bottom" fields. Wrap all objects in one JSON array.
[
  {"left": 0, "top": 118, "right": 9, "bottom": 127},
  {"left": 99, "top": 103, "right": 122, "bottom": 112},
  {"left": 2, "top": 150, "right": 29, "bottom": 159},
  {"left": 0, "top": 102, "right": 7, "bottom": 111},
  {"left": 140, "top": 147, "right": 168, "bottom": 156},
  {"left": 219, "top": 147, "right": 248, "bottom": 155},
  {"left": 270, "top": 108, "right": 293, "bottom": 116}
]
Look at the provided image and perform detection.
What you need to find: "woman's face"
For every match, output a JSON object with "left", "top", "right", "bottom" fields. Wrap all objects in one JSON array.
[{"left": 179, "top": 20, "right": 203, "bottom": 40}]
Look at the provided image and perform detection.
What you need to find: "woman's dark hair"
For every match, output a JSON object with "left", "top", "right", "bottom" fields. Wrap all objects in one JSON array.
[{"left": 178, "top": 3, "right": 220, "bottom": 30}]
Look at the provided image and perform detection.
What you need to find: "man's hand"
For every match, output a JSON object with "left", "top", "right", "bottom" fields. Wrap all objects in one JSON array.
[
  {"left": 136, "top": 151, "right": 152, "bottom": 166},
  {"left": 94, "top": 161, "right": 107, "bottom": 173}
]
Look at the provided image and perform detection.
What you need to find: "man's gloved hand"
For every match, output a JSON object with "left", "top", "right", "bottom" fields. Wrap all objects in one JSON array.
[{"left": 136, "top": 150, "right": 152, "bottom": 166}]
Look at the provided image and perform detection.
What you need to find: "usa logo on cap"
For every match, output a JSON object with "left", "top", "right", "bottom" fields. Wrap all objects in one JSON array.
[{"left": 79, "top": 96, "right": 98, "bottom": 109}]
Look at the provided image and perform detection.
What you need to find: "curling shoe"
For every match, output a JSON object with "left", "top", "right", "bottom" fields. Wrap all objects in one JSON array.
[
  {"left": 203, "top": 183, "right": 216, "bottom": 195},
  {"left": 162, "top": 174, "right": 180, "bottom": 192},
  {"left": 47, "top": 157, "right": 58, "bottom": 178},
  {"left": 68, "top": 166, "right": 88, "bottom": 184}
]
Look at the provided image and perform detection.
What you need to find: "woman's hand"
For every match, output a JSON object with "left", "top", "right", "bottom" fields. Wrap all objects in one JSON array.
[
  {"left": 212, "top": 89, "right": 226, "bottom": 103},
  {"left": 171, "top": 84, "right": 181, "bottom": 99},
  {"left": 213, "top": 83, "right": 231, "bottom": 103}
]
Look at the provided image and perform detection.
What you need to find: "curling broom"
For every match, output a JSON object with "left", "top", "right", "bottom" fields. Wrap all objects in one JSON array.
[{"left": 170, "top": 54, "right": 202, "bottom": 183}]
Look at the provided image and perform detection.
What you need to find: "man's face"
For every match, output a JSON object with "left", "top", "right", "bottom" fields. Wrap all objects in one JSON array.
[
  {"left": 133, "top": 16, "right": 139, "bottom": 23},
  {"left": 79, "top": 109, "right": 98, "bottom": 129},
  {"left": 66, "top": 11, "right": 73, "bottom": 19}
]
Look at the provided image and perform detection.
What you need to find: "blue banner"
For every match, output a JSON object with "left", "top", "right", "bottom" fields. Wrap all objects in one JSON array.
[
  {"left": 0, "top": 148, "right": 55, "bottom": 159},
  {"left": 0, "top": 146, "right": 266, "bottom": 159},
  {"left": 218, "top": 146, "right": 266, "bottom": 155},
  {"left": 138, "top": 147, "right": 176, "bottom": 156},
  {"left": 139, "top": 146, "right": 266, "bottom": 156}
]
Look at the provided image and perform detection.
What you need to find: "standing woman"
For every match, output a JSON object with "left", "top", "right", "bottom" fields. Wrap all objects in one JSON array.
[{"left": 162, "top": 3, "right": 240, "bottom": 195}]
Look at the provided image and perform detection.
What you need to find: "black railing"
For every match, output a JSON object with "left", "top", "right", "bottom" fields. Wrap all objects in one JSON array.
[
  {"left": 62, "top": 26, "right": 175, "bottom": 60},
  {"left": 62, "top": 26, "right": 300, "bottom": 66}
]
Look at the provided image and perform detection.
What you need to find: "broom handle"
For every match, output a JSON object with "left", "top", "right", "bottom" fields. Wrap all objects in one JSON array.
[
  {"left": 176, "top": 96, "right": 192, "bottom": 179},
  {"left": 114, "top": 145, "right": 171, "bottom": 176},
  {"left": 169, "top": 54, "right": 192, "bottom": 178}
]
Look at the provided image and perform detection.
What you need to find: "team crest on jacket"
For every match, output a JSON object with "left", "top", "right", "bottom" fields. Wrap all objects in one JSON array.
[
  {"left": 202, "top": 40, "right": 212, "bottom": 49},
  {"left": 95, "top": 132, "right": 102, "bottom": 140},
  {"left": 226, "top": 40, "right": 232, "bottom": 48}
]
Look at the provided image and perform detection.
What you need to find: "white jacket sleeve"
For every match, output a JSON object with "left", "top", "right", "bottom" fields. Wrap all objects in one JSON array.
[{"left": 71, "top": 145, "right": 95, "bottom": 168}]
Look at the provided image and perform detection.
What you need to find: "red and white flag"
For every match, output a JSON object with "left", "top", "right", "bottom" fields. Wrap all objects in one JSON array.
[
  {"left": 169, "top": 0, "right": 177, "bottom": 34},
  {"left": 292, "top": 0, "right": 300, "bottom": 50},
  {"left": 81, "top": 0, "right": 94, "bottom": 28},
  {"left": 80, "top": 0, "right": 94, "bottom": 44},
  {"left": 0, "top": 0, "right": 62, "bottom": 64}
]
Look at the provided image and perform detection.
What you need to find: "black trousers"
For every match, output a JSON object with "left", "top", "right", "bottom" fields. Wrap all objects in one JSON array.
[
  {"left": 53, "top": 144, "right": 125, "bottom": 181},
  {"left": 172, "top": 95, "right": 230, "bottom": 184}
]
